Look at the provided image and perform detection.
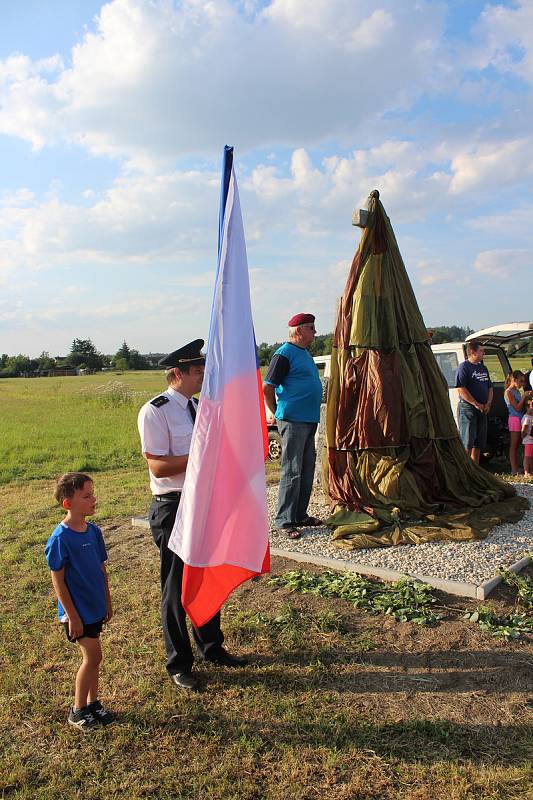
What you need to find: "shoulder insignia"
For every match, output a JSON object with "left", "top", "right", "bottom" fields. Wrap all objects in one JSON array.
[{"left": 150, "top": 395, "right": 170, "bottom": 408}]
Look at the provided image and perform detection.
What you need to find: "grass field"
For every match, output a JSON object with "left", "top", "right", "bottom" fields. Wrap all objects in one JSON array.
[
  {"left": 0, "top": 372, "right": 163, "bottom": 484},
  {"left": 508, "top": 356, "right": 532, "bottom": 372},
  {"left": 1, "top": 372, "right": 532, "bottom": 799}
]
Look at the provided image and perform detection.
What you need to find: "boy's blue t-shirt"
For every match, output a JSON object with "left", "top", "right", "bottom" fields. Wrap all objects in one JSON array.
[
  {"left": 455, "top": 360, "right": 492, "bottom": 405},
  {"left": 45, "top": 521, "right": 108, "bottom": 624},
  {"left": 265, "top": 342, "right": 322, "bottom": 423}
]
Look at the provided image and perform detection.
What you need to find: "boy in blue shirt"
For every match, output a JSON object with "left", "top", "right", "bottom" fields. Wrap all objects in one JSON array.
[{"left": 45, "top": 472, "right": 115, "bottom": 730}]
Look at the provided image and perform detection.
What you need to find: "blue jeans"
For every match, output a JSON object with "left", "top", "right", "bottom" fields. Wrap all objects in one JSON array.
[
  {"left": 275, "top": 420, "right": 318, "bottom": 529},
  {"left": 458, "top": 400, "right": 487, "bottom": 450}
]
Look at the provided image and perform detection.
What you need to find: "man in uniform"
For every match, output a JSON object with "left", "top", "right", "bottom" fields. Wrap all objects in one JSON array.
[
  {"left": 137, "top": 339, "right": 246, "bottom": 690},
  {"left": 263, "top": 313, "right": 323, "bottom": 540}
]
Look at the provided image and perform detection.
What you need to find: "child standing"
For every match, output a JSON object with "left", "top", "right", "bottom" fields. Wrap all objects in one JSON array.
[
  {"left": 521, "top": 398, "right": 533, "bottom": 478},
  {"left": 45, "top": 472, "right": 115, "bottom": 730},
  {"left": 504, "top": 371, "right": 531, "bottom": 474}
]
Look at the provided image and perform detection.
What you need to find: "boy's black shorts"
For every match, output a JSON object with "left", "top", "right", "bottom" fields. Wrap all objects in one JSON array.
[{"left": 63, "top": 619, "right": 104, "bottom": 643}]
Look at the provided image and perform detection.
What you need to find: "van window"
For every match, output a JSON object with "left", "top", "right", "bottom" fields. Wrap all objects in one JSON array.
[
  {"left": 482, "top": 352, "right": 507, "bottom": 384},
  {"left": 434, "top": 352, "right": 459, "bottom": 387}
]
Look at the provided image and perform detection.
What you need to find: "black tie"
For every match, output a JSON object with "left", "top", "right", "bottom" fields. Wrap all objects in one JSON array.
[{"left": 187, "top": 399, "right": 197, "bottom": 423}]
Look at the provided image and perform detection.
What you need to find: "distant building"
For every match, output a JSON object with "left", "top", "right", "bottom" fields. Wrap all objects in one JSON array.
[
  {"left": 142, "top": 353, "right": 166, "bottom": 368},
  {"left": 51, "top": 364, "right": 77, "bottom": 377}
]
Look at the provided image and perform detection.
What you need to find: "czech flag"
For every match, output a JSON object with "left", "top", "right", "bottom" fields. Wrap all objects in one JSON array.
[{"left": 168, "top": 146, "right": 270, "bottom": 628}]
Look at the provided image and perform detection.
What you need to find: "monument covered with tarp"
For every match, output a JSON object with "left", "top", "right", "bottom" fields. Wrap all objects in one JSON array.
[{"left": 325, "top": 190, "right": 527, "bottom": 549}]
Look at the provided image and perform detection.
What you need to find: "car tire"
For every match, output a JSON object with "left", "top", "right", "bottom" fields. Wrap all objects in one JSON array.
[{"left": 268, "top": 430, "right": 282, "bottom": 461}]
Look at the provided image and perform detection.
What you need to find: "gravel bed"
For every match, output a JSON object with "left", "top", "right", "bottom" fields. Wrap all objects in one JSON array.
[{"left": 268, "top": 483, "right": 533, "bottom": 586}]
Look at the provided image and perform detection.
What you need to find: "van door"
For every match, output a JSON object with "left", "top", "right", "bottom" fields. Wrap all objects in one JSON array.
[
  {"left": 466, "top": 322, "right": 533, "bottom": 376},
  {"left": 432, "top": 349, "right": 461, "bottom": 423}
]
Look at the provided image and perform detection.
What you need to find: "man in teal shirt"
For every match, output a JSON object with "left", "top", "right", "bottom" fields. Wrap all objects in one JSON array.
[{"left": 263, "top": 313, "right": 323, "bottom": 539}]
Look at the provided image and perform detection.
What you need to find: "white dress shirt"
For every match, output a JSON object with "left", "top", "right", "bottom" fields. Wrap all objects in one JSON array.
[{"left": 137, "top": 386, "right": 195, "bottom": 495}]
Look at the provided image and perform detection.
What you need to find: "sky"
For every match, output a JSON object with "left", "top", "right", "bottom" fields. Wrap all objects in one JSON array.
[{"left": 0, "top": 0, "right": 532, "bottom": 357}]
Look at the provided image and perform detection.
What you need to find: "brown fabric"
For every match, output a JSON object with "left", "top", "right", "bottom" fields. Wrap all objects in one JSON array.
[
  {"left": 336, "top": 350, "right": 409, "bottom": 450},
  {"left": 326, "top": 191, "right": 527, "bottom": 549}
]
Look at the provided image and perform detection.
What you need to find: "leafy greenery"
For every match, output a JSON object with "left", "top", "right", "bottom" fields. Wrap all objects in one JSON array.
[
  {"left": 68, "top": 337, "right": 105, "bottom": 370},
  {"left": 428, "top": 325, "right": 474, "bottom": 344},
  {"left": 272, "top": 568, "right": 533, "bottom": 640},
  {"left": 114, "top": 341, "right": 150, "bottom": 370},
  {"left": 463, "top": 607, "right": 533, "bottom": 639},
  {"left": 270, "top": 570, "right": 441, "bottom": 625},
  {"left": 500, "top": 566, "right": 533, "bottom": 611},
  {"left": 257, "top": 333, "right": 334, "bottom": 365}
]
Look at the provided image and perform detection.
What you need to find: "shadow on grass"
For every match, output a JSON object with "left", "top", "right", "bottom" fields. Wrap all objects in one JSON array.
[
  {"left": 359, "top": 649, "right": 533, "bottom": 671},
  {"left": 187, "top": 657, "right": 532, "bottom": 697},
  {"left": 131, "top": 705, "right": 532, "bottom": 766}
]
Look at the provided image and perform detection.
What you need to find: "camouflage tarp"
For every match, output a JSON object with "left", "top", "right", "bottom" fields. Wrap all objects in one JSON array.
[{"left": 326, "top": 190, "right": 527, "bottom": 548}]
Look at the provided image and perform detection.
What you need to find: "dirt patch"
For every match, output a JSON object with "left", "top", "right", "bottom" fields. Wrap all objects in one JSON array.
[{"left": 106, "top": 518, "right": 533, "bottom": 729}]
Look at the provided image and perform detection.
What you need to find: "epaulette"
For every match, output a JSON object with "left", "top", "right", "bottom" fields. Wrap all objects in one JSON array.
[{"left": 150, "top": 395, "right": 170, "bottom": 408}]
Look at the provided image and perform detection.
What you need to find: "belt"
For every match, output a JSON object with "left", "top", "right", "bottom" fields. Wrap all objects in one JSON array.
[{"left": 153, "top": 491, "right": 182, "bottom": 502}]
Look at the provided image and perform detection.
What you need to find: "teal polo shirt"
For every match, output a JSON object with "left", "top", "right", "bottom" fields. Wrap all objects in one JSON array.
[{"left": 265, "top": 342, "right": 322, "bottom": 423}]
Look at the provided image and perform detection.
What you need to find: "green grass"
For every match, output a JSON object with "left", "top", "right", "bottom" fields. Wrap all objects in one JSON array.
[
  {"left": 1, "top": 472, "right": 531, "bottom": 799},
  {"left": 0, "top": 372, "right": 170, "bottom": 484},
  {"left": 0, "top": 370, "right": 274, "bottom": 485},
  {"left": 508, "top": 356, "right": 532, "bottom": 372},
  {"left": 1, "top": 372, "right": 532, "bottom": 799}
]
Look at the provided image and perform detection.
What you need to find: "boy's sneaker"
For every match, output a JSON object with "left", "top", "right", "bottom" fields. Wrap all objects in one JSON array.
[
  {"left": 87, "top": 699, "right": 116, "bottom": 726},
  {"left": 67, "top": 706, "right": 99, "bottom": 731}
]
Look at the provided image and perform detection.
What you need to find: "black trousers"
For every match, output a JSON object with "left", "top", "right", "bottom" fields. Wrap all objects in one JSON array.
[{"left": 149, "top": 497, "right": 224, "bottom": 675}]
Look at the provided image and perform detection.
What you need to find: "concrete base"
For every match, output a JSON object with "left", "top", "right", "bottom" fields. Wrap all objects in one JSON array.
[{"left": 131, "top": 516, "right": 530, "bottom": 600}]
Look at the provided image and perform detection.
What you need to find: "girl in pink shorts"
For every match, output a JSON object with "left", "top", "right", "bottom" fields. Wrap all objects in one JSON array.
[
  {"left": 504, "top": 371, "right": 531, "bottom": 474},
  {"left": 521, "top": 398, "right": 533, "bottom": 478}
]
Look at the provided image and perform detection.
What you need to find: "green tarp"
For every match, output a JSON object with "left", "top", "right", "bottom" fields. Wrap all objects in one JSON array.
[{"left": 325, "top": 190, "right": 528, "bottom": 548}]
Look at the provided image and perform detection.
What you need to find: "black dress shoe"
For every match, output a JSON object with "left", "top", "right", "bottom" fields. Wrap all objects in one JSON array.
[
  {"left": 204, "top": 648, "right": 248, "bottom": 668},
  {"left": 170, "top": 672, "right": 199, "bottom": 690}
]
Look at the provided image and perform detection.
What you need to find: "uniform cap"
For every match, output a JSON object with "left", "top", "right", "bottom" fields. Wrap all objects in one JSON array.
[
  {"left": 288, "top": 312, "right": 315, "bottom": 327},
  {"left": 158, "top": 339, "right": 205, "bottom": 368}
]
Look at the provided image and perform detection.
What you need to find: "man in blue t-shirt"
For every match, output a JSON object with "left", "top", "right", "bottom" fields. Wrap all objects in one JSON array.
[
  {"left": 455, "top": 341, "right": 493, "bottom": 463},
  {"left": 263, "top": 312, "right": 323, "bottom": 539}
]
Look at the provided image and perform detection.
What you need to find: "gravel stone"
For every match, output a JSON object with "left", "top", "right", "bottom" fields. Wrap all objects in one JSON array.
[{"left": 268, "top": 483, "right": 533, "bottom": 586}]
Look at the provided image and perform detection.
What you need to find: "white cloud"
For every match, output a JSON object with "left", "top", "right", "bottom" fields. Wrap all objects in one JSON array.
[
  {"left": 474, "top": 248, "right": 531, "bottom": 278},
  {"left": 246, "top": 141, "right": 455, "bottom": 229},
  {"left": 412, "top": 256, "right": 469, "bottom": 289},
  {"left": 64, "top": 285, "right": 88, "bottom": 295},
  {"left": 328, "top": 259, "right": 350, "bottom": 281},
  {"left": 0, "top": 168, "right": 220, "bottom": 271},
  {"left": 471, "top": 0, "right": 533, "bottom": 85},
  {"left": 0, "top": 188, "right": 35, "bottom": 207},
  {"left": 0, "top": 0, "right": 448, "bottom": 167},
  {"left": 468, "top": 205, "right": 533, "bottom": 238},
  {"left": 449, "top": 137, "right": 533, "bottom": 195}
]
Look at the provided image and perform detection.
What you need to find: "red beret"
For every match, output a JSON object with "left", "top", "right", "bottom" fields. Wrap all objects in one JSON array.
[{"left": 288, "top": 312, "right": 315, "bottom": 327}]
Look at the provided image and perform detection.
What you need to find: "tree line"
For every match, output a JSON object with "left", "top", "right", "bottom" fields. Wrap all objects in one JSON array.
[
  {"left": 257, "top": 325, "right": 476, "bottom": 366},
  {"left": 0, "top": 339, "right": 154, "bottom": 378},
  {"left": 1, "top": 325, "right": 499, "bottom": 377}
]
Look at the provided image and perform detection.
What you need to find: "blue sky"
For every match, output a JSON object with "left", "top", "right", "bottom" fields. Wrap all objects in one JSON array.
[{"left": 0, "top": 0, "right": 531, "bottom": 357}]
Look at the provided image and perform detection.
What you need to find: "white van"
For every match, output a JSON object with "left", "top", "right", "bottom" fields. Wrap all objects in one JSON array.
[{"left": 432, "top": 322, "right": 532, "bottom": 459}]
